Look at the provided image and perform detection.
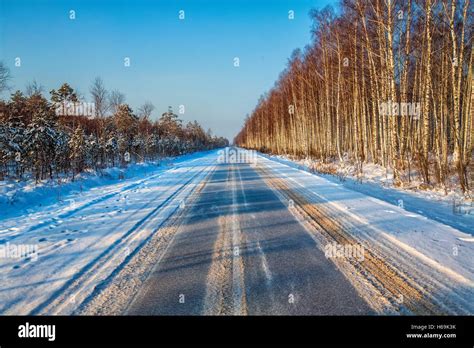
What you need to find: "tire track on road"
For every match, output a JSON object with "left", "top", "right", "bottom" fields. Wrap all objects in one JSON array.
[
  {"left": 30, "top": 160, "right": 216, "bottom": 315},
  {"left": 203, "top": 165, "right": 247, "bottom": 315},
  {"left": 79, "top": 166, "right": 217, "bottom": 315},
  {"left": 258, "top": 164, "right": 444, "bottom": 315}
]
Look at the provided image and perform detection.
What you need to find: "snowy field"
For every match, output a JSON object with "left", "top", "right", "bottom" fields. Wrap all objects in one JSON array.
[
  {"left": 263, "top": 154, "right": 474, "bottom": 235},
  {"left": 258, "top": 154, "right": 474, "bottom": 314},
  {"left": 0, "top": 148, "right": 472, "bottom": 315},
  {"left": 0, "top": 150, "right": 217, "bottom": 314}
]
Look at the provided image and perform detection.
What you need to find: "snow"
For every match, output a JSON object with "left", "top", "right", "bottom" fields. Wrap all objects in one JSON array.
[
  {"left": 0, "top": 151, "right": 213, "bottom": 220},
  {"left": 258, "top": 154, "right": 474, "bottom": 313},
  {"left": 0, "top": 148, "right": 472, "bottom": 315},
  {"left": 0, "top": 150, "right": 217, "bottom": 314},
  {"left": 262, "top": 153, "right": 474, "bottom": 235}
]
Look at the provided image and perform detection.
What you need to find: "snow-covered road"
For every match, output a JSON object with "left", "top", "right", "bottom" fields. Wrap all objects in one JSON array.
[
  {"left": 0, "top": 151, "right": 217, "bottom": 314},
  {"left": 0, "top": 149, "right": 473, "bottom": 315}
]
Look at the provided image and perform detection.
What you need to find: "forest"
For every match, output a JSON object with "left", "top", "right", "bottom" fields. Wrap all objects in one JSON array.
[
  {"left": 0, "top": 75, "right": 228, "bottom": 182},
  {"left": 235, "top": 0, "right": 473, "bottom": 193}
]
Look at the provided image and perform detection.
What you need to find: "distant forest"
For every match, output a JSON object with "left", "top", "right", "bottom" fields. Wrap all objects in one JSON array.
[
  {"left": 0, "top": 76, "right": 228, "bottom": 182},
  {"left": 235, "top": 0, "right": 473, "bottom": 192}
]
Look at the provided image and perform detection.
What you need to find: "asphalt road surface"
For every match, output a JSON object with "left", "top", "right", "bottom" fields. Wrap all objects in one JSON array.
[{"left": 126, "top": 162, "right": 373, "bottom": 315}]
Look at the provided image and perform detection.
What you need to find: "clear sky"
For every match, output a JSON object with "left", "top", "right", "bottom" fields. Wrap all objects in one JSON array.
[{"left": 0, "top": 0, "right": 337, "bottom": 140}]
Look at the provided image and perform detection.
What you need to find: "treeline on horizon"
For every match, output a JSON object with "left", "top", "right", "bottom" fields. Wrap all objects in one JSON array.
[
  {"left": 0, "top": 76, "right": 228, "bottom": 182},
  {"left": 235, "top": 0, "right": 473, "bottom": 192}
]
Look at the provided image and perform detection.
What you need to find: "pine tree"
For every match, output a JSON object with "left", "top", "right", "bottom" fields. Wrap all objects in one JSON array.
[
  {"left": 158, "top": 107, "right": 182, "bottom": 138},
  {"left": 50, "top": 83, "right": 78, "bottom": 116},
  {"left": 69, "top": 126, "right": 86, "bottom": 179},
  {"left": 24, "top": 95, "right": 59, "bottom": 182}
]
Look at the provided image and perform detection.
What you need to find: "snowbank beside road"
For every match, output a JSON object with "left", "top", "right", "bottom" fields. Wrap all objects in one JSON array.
[
  {"left": 259, "top": 154, "right": 474, "bottom": 314},
  {"left": 261, "top": 153, "right": 473, "bottom": 235},
  {"left": 0, "top": 151, "right": 213, "bottom": 220},
  {"left": 0, "top": 150, "right": 217, "bottom": 315}
]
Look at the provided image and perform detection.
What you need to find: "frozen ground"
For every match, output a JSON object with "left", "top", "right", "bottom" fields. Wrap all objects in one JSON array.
[
  {"left": 0, "top": 152, "right": 214, "bottom": 220},
  {"left": 0, "top": 148, "right": 472, "bottom": 315},
  {"left": 263, "top": 154, "right": 474, "bottom": 235},
  {"left": 257, "top": 154, "right": 474, "bottom": 314},
  {"left": 0, "top": 151, "right": 217, "bottom": 314}
]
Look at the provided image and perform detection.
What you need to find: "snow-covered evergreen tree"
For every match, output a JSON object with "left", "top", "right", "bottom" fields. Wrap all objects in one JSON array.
[
  {"left": 23, "top": 95, "right": 59, "bottom": 182},
  {"left": 0, "top": 80, "right": 228, "bottom": 182},
  {"left": 69, "top": 126, "right": 86, "bottom": 179}
]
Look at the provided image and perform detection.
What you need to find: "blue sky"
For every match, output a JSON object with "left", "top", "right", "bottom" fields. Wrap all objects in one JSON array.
[{"left": 0, "top": 0, "right": 337, "bottom": 140}]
